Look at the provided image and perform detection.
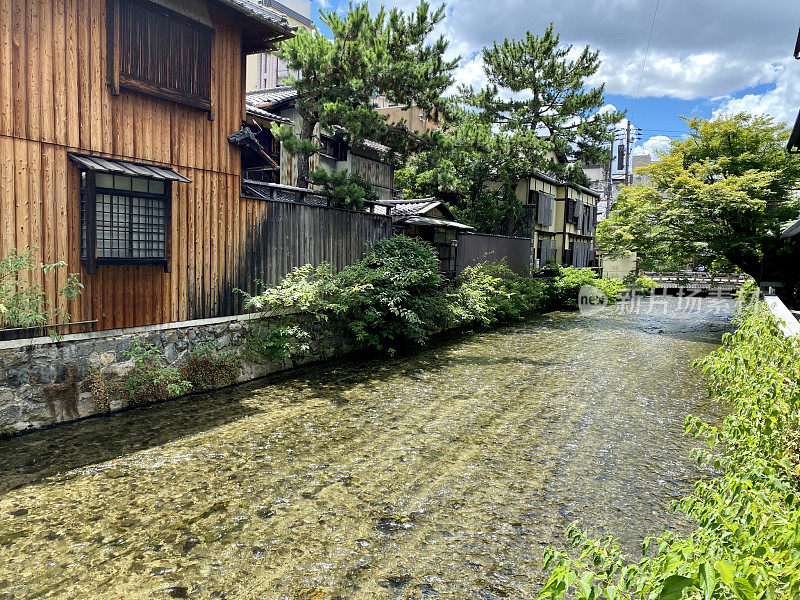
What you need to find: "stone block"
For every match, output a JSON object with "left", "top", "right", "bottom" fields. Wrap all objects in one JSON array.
[
  {"left": 102, "top": 359, "right": 134, "bottom": 379},
  {"left": 163, "top": 344, "right": 178, "bottom": 364},
  {"left": 4, "top": 366, "right": 29, "bottom": 388},
  {"left": 29, "top": 363, "right": 54, "bottom": 385}
]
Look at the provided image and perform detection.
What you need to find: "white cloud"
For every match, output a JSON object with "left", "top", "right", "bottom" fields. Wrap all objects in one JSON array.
[
  {"left": 713, "top": 59, "right": 799, "bottom": 126},
  {"left": 354, "top": 0, "right": 800, "bottom": 130},
  {"left": 633, "top": 135, "right": 672, "bottom": 158},
  {"left": 402, "top": 0, "right": 800, "bottom": 105}
]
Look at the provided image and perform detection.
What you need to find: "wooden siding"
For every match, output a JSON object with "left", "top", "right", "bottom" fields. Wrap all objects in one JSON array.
[
  {"left": 0, "top": 0, "right": 255, "bottom": 331},
  {"left": 350, "top": 154, "right": 393, "bottom": 199},
  {"left": 234, "top": 200, "right": 392, "bottom": 296},
  {"left": 456, "top": 233, "right": 532, "bottom": 276}
]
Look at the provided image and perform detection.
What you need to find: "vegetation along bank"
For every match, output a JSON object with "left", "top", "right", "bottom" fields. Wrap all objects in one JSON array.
[
  {"left": 538, "top": 303, "right": 800, "bottom": 600},
  {"left": 0, "top": 236, "right": 625, "bottom": 434}
]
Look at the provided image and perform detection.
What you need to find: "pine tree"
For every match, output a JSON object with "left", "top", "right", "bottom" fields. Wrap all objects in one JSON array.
[
  {"left": 466, "top": 24, "right": 623, "bottom": 180},
  {"left": 277, "top": 1, "right": 458, "bottom": 189}
]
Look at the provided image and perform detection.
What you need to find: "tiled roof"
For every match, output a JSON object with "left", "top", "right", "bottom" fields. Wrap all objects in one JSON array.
[
  {"left": 68, "top": 153, "right": 192, "bottom": 182},
  {"left": 384, "top": 198, "right": 441, "bottom": 217},
  {"left": 246, "top": 87, "right": 299, "bottom": 108},
  {"left": 245, "top": 103, "right": 293, "bottom": 124},
  {"left": 356, "top": 138, "right": 392, "bottom": 155},
  {"left": 214, "top": 0, "right": 294, "bottom": 37}
]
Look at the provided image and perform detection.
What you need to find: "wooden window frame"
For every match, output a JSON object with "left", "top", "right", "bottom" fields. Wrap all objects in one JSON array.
[
  {"left": 81, "top": 171, "right": 173, "bottom": 274},
  {"left": 107, "top": 0, "right": 215, "bottom": 119},
  {"left": 319, "top": 136, "right": 348, "bottom": 161}
]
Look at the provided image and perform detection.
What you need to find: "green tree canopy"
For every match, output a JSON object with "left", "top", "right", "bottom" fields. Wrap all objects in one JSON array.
[
  {"left": 277, "top": 1, "right": 458, "bottom": 188},
  {"left": 597, "top": 113, "right": 800, "bottom": 280},
  {"left": 465, "top": 23, "right": 623, "bottom": 179},
  {"left": 396, "top": 108, "right": 535, "bottom": 234},
  {"left": 398, "top": 24, "right": 618, "bottom": 234}
]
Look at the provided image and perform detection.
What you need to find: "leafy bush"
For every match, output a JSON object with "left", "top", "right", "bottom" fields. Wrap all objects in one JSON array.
[
  {"left": 549, "top": 266, "right": 625, "bottom": 310},
  {"left": 244, "top": 320, "right": 313, "bottom": 364},
  {"left": 333, "top": 236, "right": 445, "bottom": 350},
  {"left": 241, "top": 236, "right": 445, "bottom": 354},
  {"left": 179, "top": 341, "right": 241, "bottom": 392},
  {"left": 449, "top": 260, "right": 546, "bottom": 327},
  {"left": 0, "top": 248, "right": 83, "bottom": 331},
  {"left": 538, "top": 304, "right": 800, "bottom": 600},
  {"left": 632, "top": 274, "right": 660, "bottom": 295},
  {"left": 241, "top": 240, "right": 625, "bottom": 355},
  {"left": 122, "top": 341, "right": 192, "bottom": 406},
  {"left": 734, "top": 278, "right": 760, "bottom": 305}
]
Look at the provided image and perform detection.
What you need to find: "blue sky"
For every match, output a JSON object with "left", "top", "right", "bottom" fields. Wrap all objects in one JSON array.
[{"left": 307, "top": 0, "right": 800, "bottom": 157}]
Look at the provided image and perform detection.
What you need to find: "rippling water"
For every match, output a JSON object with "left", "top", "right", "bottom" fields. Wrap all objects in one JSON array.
[{"left": 0, "top": 299, "right": 733, "bottom": 599}]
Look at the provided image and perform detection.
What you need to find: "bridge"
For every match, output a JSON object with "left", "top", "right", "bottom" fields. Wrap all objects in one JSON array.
[{"left": 647, "top": 273, "right": 749, "bottom": 296}]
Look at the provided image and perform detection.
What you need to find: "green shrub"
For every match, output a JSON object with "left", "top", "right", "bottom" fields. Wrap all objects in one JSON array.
[
  {"left": 538, "top": 304, "right": 800, "bottom": 600},
  {"left": 333, "top": 236, "right": 445, "bottom": 351},
  {"left": 122, "top": 341, "right": 192, "bottom": 406},
  {"left": 241, "top": 236, "right": 445, "bottom": 354},
  {"left": 179, "top": 341, "right": 241, "bottom": 392},
  {"left": 550, "top": 266, "right": 625, "bottom": 310},
  {"left": 241, "top": 240, "right": 624, "bottom": 354},
  {"left": 0, "top": 248, "right": 83, "bottom": 333},
  {"left": 632, "top": 274, "right": 660, "bottom": 295},
  {"left": 449, "top": 260, "right": 546, "bottom": 327},
  {"left": 243, "top": 320, "right": 314, "bottom": 364}
]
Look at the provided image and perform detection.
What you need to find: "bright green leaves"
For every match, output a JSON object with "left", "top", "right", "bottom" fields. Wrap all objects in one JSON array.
[
  {"left": 657, "top": 575, "right": 694, "bottom": 600},
  {"left": 699, "top": 562, "right": 717, "bottom": 600},
  {"left": 0, "top": 247, "right": 83, "bottom": 333},
  {"left": 597, "top": 113, "right": 800, "bottom": 279}
]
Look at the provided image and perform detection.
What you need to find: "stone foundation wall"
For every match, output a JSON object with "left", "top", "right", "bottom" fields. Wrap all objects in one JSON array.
[{"left": 0, "top": 314, "right": 345, "bottom": 433}]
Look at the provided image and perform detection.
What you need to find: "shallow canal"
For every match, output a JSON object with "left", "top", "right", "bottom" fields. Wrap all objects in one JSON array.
[{"left": 0, "top": 299, "right": 733, "bottom": 599}]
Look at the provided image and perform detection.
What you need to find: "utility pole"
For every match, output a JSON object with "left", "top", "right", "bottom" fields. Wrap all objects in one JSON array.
[{"left": 625, "top": 120, "right": 632, "bottom": 185}]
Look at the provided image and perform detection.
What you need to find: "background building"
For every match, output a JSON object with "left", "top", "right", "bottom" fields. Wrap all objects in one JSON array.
[
  {"left": 372, "top": 96, "right": 439, "bottom": 135},
  {"left": 245, "top": 0, "right": 313, "bottom": 91}
]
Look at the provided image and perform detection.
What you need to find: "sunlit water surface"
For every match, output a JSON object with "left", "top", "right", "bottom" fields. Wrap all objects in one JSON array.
[{"left": 0, "top": 299, "right": 733, "bottom": 599}]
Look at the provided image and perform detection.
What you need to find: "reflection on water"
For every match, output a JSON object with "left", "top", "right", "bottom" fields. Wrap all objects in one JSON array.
[{"left": 0, "top": 299, "right": 733, "bottom": 599}]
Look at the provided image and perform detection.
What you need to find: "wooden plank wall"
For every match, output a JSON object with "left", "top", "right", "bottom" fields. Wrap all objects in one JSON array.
[
  {"left": 456, "top": 233, "right": 532, "bottom": 276},
  {"left": 0, "top": 0, "right": 254, "bottom": 330},
  {"left": 232, "top": 199, "right": 393, "bottom": 302}
]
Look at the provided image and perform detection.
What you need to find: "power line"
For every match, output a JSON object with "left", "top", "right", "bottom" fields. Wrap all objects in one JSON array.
[{"left": 630, "top": 0, "right": 660, "bottom": 119}]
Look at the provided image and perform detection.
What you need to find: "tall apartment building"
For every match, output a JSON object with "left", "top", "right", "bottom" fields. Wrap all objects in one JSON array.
[{"left": 245, "top": 0, "right": 313, "bottom": 91}]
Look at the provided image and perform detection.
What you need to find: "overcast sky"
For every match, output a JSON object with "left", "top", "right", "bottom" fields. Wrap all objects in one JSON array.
[{"left": 310, "top": 0, "right": 800, "bottom": 157}]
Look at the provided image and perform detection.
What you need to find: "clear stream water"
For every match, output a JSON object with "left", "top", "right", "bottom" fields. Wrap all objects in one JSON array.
[{"left": 0, "top": 299, "right": 733, "bottom": 599}]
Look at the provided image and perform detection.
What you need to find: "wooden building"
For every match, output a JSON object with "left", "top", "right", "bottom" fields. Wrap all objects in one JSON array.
[
  {"left": 244, "top": 87, "right": 396, "bottom": 199},
  {"left": 0, "top": 0, "right": 394, "bottom": 336},
  {"left": 0, "top": 0, "right": 303, "bottom": 332},
  {"left": 385, "top": 198, "right": 473, "bottom": 277},
  {"left": 515, "top": 172, "right": 599, "bottom": 268}
]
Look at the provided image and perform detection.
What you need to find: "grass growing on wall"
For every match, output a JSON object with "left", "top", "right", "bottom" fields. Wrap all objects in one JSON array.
[{"left": 537, "top": 304, "right": 800, "bottom": 600}]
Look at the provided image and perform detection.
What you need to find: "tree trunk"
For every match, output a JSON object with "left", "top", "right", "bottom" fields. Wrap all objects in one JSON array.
[{"left": 297, "top": 113, "right": 316, "bottom": 189}]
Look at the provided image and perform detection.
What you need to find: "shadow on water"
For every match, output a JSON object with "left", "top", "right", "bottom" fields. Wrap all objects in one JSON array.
[
  {"left": 0, "top": 392, "right": 260, "bottom": 495},
  {"left": 0, "top": 304, "right": 731, "bottom": 497},
  {"left": 0, "top": 297, "right": 736, "bottom": 599},
  {"left": 0, "top": 326, "right": 508, "bottom": 495}
]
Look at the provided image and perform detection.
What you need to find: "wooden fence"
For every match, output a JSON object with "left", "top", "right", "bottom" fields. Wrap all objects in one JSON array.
[
  {"left": 456, "top": 233, "right": 532, "bottom": 276},
  {"left": 232, "top": 199, "right": 393, "bottom": 301}
]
